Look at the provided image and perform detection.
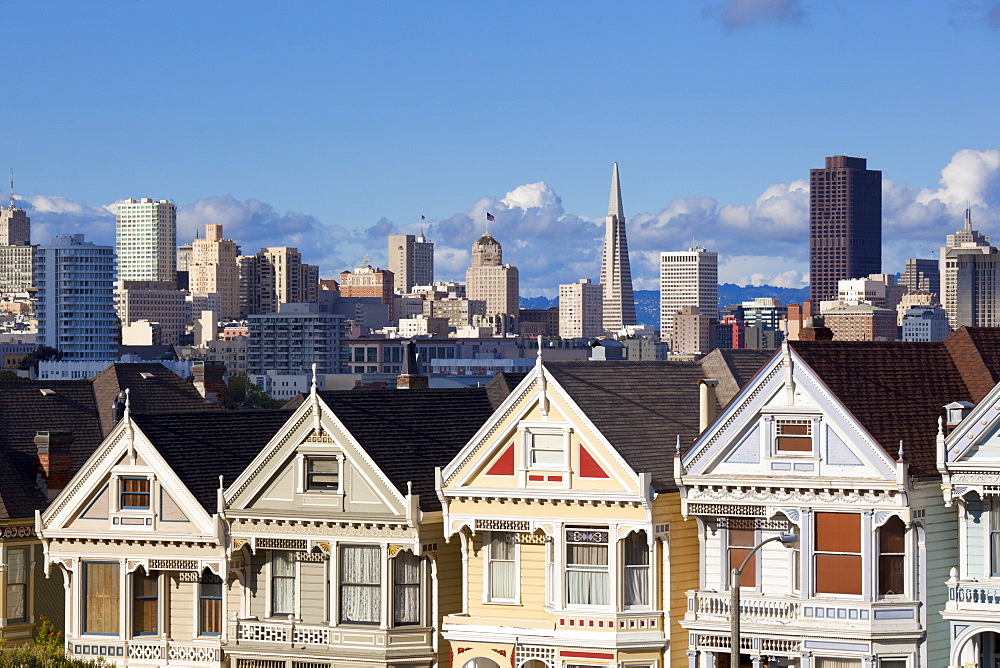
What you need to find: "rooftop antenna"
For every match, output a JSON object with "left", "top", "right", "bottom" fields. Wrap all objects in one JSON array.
[
  {"left": 8, "top": 167, "right": 13, "bottom": 210},
  {"left": 966, "top": 200, "right": 973, "bottom": 232}
]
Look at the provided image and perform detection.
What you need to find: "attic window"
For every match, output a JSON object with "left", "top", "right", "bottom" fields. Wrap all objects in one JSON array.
[
  {"left": 775, "top": 420, "right": 812, "bottom": 453},
  {"left": 140, "top": 372, "right": 156, "bottom": 380},
  {"left": 39, "top": 389, "right": 56, "bottom": 397}
]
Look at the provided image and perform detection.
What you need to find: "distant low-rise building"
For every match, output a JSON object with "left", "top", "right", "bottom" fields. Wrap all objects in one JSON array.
[
  {"left": 246, "top": 303, "right": 348, "bottom": 375},
  {"left": 821, "top": 301, "right": 899, "bottom": 341},
  {"left": 901, "top": 304, "right": 949, "bottom": 341}
]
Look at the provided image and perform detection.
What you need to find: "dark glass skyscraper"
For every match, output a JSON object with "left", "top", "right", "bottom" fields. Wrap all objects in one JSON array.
[{"left": 809, "top": 156, "right": 882, "bottom": 309}]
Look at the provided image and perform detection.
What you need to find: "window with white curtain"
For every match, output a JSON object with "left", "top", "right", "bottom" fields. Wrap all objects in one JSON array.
[
  {"left": 271, "top": 551, "right": 295, "bottom": 617},
  {"left": 813, "top": 658, "right": 862, "bottom": 668},
  {"left": 623, "top": 531, "right": 649, "bottom": 607},
  {"left": 340, "top": 545, "right": 381, "bottom": 624},
  {"left": 393, "top": 551, "right": 421, "bottom": 626},
  {"left": 488, "top": 532, "right": 517, "bottom": 601},
  {"left": 565, "top": 528, "right": 609, "bottom": 607},
  {"left": 5, "top": 547, "right": 27, "bottom": 622}
]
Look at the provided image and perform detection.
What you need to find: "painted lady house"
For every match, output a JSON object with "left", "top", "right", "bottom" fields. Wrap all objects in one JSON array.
[{"left": 677, "top": 328, "right": 1000, "bottom": 668}]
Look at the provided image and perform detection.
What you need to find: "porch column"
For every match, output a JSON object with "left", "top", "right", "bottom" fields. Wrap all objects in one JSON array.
[
  {"left": 751, "top": 656, "right": 762, "bottom": 668},
  {"left": 861, "top": 510, "right": 873, "bottom": 602},
  {"left": 800, "top": 509, "right": 813, "bottom": 596},
  {"left": 800, "top": 653, "right": 811, "bottom": 668}
]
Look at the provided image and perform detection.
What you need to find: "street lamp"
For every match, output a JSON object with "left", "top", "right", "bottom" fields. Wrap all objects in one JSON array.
[{"left": 730, "top": 532, "right": 799, "bottom": 668}]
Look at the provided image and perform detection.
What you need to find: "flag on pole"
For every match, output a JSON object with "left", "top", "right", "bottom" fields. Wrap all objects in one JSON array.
[
  {"left": 421, "top": 215, "right": 425, "bottom": 220},
  {"left": 486, "top": 212, "right": 495, "bottom": 221}
]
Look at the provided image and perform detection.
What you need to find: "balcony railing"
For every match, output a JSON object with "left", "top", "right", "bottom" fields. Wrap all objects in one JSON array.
[
  {"left": 68, "top": 639, "right": 221, "bottom": 664},
  {"left": 949, "top": 583, "right": 1000, "bottom": 607},
  {"left": 688, "top": 591, "right": 799, "bottom": 624},
  {"left": 229, "top": 618, "right": 433, "bottom": 651}
]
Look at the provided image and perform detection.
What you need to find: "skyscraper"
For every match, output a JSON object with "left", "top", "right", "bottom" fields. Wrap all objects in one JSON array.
[
  {"left": 189, "top": 224, "right": 241, "bottom": 320},
  {"left": 600, "top": 163, "right": 636, "bottom": 333},
  {"left": 941, "top": 207, "right": 1000, "bottom": 329},
  {"left": 238, "top": 247, "right": 319, "bottom": 317},
  {"left": 809, "top": 156, "right": 882, "bottom": 308},
  {"left": 34, "top": 234, "right": 117, "bottom": 359},
  {"left": 0, "top": 205, "right": 30, "bottom": 246},
  {"left": 388, "top": 231, "right": 434, "bottom": 293},
  {"left": 900, "top": 258, "right": 941, "bottom": 297},
  {"left": 115, "top": 198, "right": 177, "bottom": 285},
  {"left": 0, "top": 186, "right": 32, "bottom": 296},
  {"left": 659, "top": 248, "right": 718, "bottom": 348},
  {"left": 466, "top": 231, "right": 519, "bottom": 335}
]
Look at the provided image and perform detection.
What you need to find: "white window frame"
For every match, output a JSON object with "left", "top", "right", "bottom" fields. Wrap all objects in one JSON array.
[
  {"left": 563, "top": 527, "right": 611, "bottom": 610},
  {"left": 519, "top": 423, "right": 571, "bottom": 474},
  {"left": 108, "top": 466, "right": 157, "bottom": 531},
  {"left": 725, "top": 521, "right": 760, "bottom": 592},
  {"left": 771, "top": 417, "right": 816, "bottom": 457},
  {"left": 483, "top": 531, "right": 519, "bottom": 604},
  {"left": 268, "top": 550, "right": 297, "bottom": 619},
  {"left": 621, "top": 531, "right": 651, "bottom": 610}
]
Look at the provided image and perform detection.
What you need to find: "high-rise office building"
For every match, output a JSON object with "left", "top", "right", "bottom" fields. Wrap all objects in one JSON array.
[
  {"left": 559, "top": 278, "right": 604, "bottom": 339},
  {"left": 0, "top": 205, "right": 30, "bottom": 246},
  {"left": 941, "top": 207, "right": 1000, "bottom": 329},
  {"left": 600, "top": 163, "right": 636, "bottom": 332},
  {"left": 388, "top": 232, "right": 434, "bottom": 294},
  {"left": 809, "top": 156, "right": 882, "bottom": 308},
  {"left": 115, "top": 198, "right": 177, "bottom": 285},
  {"left": 34, "top": 234, "right": 117, "bottom": 360},
  {"left": 466, "top": 231, "right": 519, "bottom": 335},
  {"left": 189, "top": 224, "right": 241, "bottom": 320},
  {"left": 659, "top": 248, "right": 718, "bottom": 347},
  {"left": 0, "top": 191, "right": 32, "bottom": 296},
  {"left": 900, "top": 258, "right": 940, "bottom": 297},
  {"left": 238, "top": 247, "right": 319, "bottom": 317}
]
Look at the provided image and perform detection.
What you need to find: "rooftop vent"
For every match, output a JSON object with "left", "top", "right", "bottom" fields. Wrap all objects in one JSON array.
[
  {"left": 39, "top": 388, "right": 56, "bottom": 397},
  {"left": 944, "top": 401, "right": 975, "bottom": 427},
  {"left": 139, "top": 372, "right": 156, "bottom": 380}
]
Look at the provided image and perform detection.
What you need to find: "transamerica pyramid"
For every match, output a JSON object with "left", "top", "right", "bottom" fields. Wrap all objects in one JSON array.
[{"left": 600, "top": 162, "right": 637, "bottom": 332}]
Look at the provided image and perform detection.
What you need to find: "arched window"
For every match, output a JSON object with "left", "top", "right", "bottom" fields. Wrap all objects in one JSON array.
[
  {"left": 623, "top": 531, "right": 649, "bottom": 607},
  {"left": 878, "top": 516, "right": 906, "bottom": 596}
]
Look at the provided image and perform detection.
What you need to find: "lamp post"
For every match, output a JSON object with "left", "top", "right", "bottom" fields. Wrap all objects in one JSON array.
[{"left": 730, "top": 532, "right": 799, "bottom": 668}]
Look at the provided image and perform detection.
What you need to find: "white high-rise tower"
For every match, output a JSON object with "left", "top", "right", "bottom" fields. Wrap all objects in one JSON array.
[
  {"left": 115, "top": 198, "right": 177, "bottom": 286},
  {"left": 600, "top": 163, "right": 636, "bottom": 333},
  {"left": 659, "top": 247, "right": 718, "bottom": 344}
]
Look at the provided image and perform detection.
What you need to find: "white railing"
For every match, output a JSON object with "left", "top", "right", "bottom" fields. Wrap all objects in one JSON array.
[
  {"left": 951, "top": 583, "right": 1000, "bottom": 605},
  {"left": 126, "top": 641, "right": 221, "bottom": 662},
  {"left": 688, "top": 591, "right": 800, "bottom": 623}
]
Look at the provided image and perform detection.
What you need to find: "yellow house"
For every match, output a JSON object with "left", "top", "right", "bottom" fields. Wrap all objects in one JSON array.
[{"left": 437, "top": 355, "right": 762, "bottom": 668}]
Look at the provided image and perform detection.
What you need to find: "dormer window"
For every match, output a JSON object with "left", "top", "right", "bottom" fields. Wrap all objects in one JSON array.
[
  {"left": 121, "top": 478, "right": 150, "bottom": 510},
  {"left": 775, "top": 420, "right": 812, "bottom": 453}
]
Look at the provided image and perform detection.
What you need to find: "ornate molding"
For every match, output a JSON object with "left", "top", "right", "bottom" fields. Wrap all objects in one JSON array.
[
  {"left": 230, "top": 517, "right": 414, "bottom": 539},
  {"left": 686, "top": 485, "right": 900, "bottom": 506}
]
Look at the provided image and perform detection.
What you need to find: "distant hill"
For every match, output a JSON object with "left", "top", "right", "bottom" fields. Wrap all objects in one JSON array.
[{"left": 520, "top": 284, "right": 810, "bottom": 328}]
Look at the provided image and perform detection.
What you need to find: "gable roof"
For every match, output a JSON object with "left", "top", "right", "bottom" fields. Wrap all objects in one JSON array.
[
  {"left": 0, "top": 363, "right": 226, "bottom": 520},
  {"left": 789, "top": 328, "right": 1000, "bottom": 478},
  {"left": 131, "top": 411, "right": 294, "bottom": 511},
  {"left": 544, "top": 360, "right": 724, "bottom": 494},
  {"left": 700, "top": 348, "right": 776, "bottom": 407}
]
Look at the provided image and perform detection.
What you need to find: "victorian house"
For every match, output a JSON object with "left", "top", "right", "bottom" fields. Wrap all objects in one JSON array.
[
  {"left": 677, "top": 328, "right": 1000, "bottom": 668},
  {"left": 0, "top": 362, "right": 219, "bottom": 646},
  {"left": 436, "top": 351, "right": 769, "bottom": 668}
]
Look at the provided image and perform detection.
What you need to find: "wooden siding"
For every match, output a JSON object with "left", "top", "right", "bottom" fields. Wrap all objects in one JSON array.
[
  {"left": 168, "top": 575, "right": 195, "bottom": 640},
  {"left": 33, "top": 543, "right": 65, "bottom": 632},
  {"left": 658, "top": 494, "right": 699, "bottom": 668},
  {"left": 299, "top": 559, "right": 326, "bottom": 624},
  {"left": 916, "top": 483, "right": 959, "bottom": 668}
]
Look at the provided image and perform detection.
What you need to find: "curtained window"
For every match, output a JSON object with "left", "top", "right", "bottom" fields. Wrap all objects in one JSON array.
[
  {"left": 393, "top": 551, "right": 420, "bottom": 626},
  {"left": 306, "top": 457, "right": 339, "bottom": 491},
  {"left": 84, "top": 562, "right": 120, "bottom": 634},
  {"left": 813, "top": 659, "right": 862, "bottom": 668},
  {"left": 271, "top": 551, "right": 295, "bottom": 617},
  {"left": 814, "top": 513, "right": 862, "bottom": 595},
  {"left": 623, "top": 531, "right": 649, "bottom": 607},
  {"left": 5, "top": 547, "right": 27, "bottom": 622},
  {"left": 488, "top": 532, "right": 516, "bottom": 601},
  {"left": 120, "top": 478, "right": 150, "bottom": 509},
  {"left": 340, "top": 545, "right": 381, "bottom": 624},
  {"left": 565, "top": 528, "right": 609, "bottom": 607},
  {"left": 728, "top": 527, "right": 757, "bottom": 587},
  {"left": 200, "top": 571, "right": 223, "bottom": 635},
  {"left": 878, "top": 517, "right": 906, "bottom": 596},
  {"left": 132, "top": 569, "right": 158, "bottom": 635}
]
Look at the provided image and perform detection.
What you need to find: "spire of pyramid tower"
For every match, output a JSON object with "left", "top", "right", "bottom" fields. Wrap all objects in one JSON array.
[{"left": 608, "top": 162, "right": 624, "bottom": 220}]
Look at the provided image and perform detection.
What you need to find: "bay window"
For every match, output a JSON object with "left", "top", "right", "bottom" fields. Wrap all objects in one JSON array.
[
  {"left": 5, "top": 547, "right": 27, "bottom": 622},
  {"left": 271, "top": 551, "right": 295, "bottom": 617},
  {"left": 878, "top": 516, "right": 905, "bottom": 596},
  {"left": 132, "top": 569, "right": 157, "bottom": 635},
  {"left": 814, "top": 513, "right": 861, "bottom": 595},
  {"left": 487, "top": 532, "right": 517, "bottom": 602},
  {"left": 623, "top": 531, "right": 649, "bottom": 607},
  {"left": 393, "top": 551, "right": 420, "bottom": 626},
  {"left": 565, "top": 528, "right": 608, "bottom": 606},
  {"left": 340, "top": 545, "right": 381, "bottom": 624},
  {"left": 84, "top": 562, "right": 119, "bottom": 634}
]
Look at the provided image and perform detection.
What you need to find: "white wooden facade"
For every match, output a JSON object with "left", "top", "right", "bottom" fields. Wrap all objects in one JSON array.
[{"left": 676, "top": 344, "right": 954, "bottom": 668}]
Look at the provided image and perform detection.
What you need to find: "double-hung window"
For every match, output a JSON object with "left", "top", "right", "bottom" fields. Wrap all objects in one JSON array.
[
  {"left": 487, "top": 532, "right": 517, "bottom": 602},
  {"left": 84, "top": 562, "right": 119, "bottom": 634},
  {"left": 528, "top": 432, "right": 563, "bottom": 468},
  {"left": 5, "top": 547, "right": 27, "bottom": 622},
  {"left": 728, "top": 526, "right": 757, "bottom": 588},
  {"left": 271, "top": 551, "right": 295, "bottom": 617},
  {"left": 878, "top": 516, "right": 906, "bottom": 596},
  {"left": 814, "top": 513, "right": 862, "bottom": 595},
  {"left": 991, "top": 500, "right": 1000, "bottom": 577},
  {"left": 340, "top": 545, "right": 381, "bottom": 624},
  {"left": 199, "top": 571, "right": 223, "bottom": 635},
  {"left": 120, "top": 478, "right": 150, "bottom": 510},
  {"left": 775, "top": 419, "right": 812, "bottom": 453},
  {"left": 306, "top": 457, "right": 339, "bottom": 491},
  {"left": 132, "top": 570, "right": 157, "bottom": 635},
  {"left": 393, "top": 551, "right": 420, "bottom": 625},
  {"left": 565, "top": 528, "right": 609, "bottom": 606},
  {"left": 623, "top": 531, "right": 649, "bottom": 607}
]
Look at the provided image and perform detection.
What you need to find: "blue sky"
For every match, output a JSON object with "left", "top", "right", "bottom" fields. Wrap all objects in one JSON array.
[{"left": 8, "top": 1, "right": 1000, "bottom": 295}]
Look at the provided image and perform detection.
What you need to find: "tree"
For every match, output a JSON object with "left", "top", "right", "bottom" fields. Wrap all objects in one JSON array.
[
  {"left": 0, "top": 615, "right": 107, "bottom": 665},
  {"left": 223, "top": 375, "right": 285, "bottom": 409},
  {"left": 17, "top": 345, "right": 63, "bottom": 372}
]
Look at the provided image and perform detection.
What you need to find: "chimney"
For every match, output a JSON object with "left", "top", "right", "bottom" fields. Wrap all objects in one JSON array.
[
  {"left": 699, "top": 379, "right": 719, "bottom": 432},
  {"left": 192, "top": 361, "right": 227, "bottom": 403},
  {"left": 111, "top": 390, "right": 127, "bottom": 426},
  {"left": 798, "top": 315, "right": 834, "bottom": 341},
  {"left": 36, "top": 431, "right": 74, "bottom": 500},
  {"left": 397, "top": 339, "right": 429, "bottom": 390}
]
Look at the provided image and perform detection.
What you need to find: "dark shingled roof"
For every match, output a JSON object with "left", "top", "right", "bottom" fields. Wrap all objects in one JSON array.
[
  {"left": 0, "top": 363, "right": 226, "bottom": 520},
  {"left": 545, "top": 361, "right": 722, "bottom": 493},
  {"left": 790, "top": 328, "right": 1000, "bottom": 478},
  {"left": 132, "top": 411, "right": 294, "bottom": 511}
]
